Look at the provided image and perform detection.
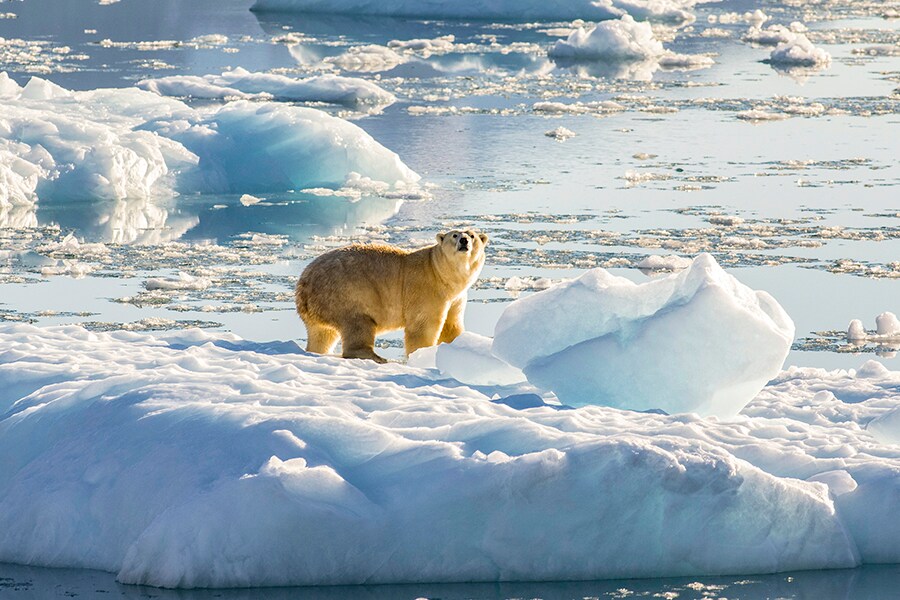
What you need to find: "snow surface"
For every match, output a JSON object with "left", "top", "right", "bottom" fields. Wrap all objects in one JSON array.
[
  {"left": 492, "top": 254, "right": 795, "bottom": 416},
  {"left": 0, "top": 73, "right": 418, "bottom": 203},
  {"left": 138, "top": 68, "right": 396, "bottom": 107},
  {"left": 251, "top": 0, "right": 709, "bottom": 23},
  {"left": 1, "top": 322, "right": 899, "bottom": 588}
]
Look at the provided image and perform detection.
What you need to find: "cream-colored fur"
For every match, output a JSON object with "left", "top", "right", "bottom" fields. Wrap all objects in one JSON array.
[{"left": 296, "top": 230, "right": 488, "bottom": 363}]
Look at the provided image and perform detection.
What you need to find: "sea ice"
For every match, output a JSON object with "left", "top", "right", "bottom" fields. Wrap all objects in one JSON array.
[
  {"left": 549, "top": 16, "right": 712, "bottom": 72},
  {"left": 138, "top": 68, "right": 396, "bottom": 107},
  {"left": 544, "top": 126, "right": 577, "bottom": 140},
  {"left": 846, "top": 312, "right": 900, "bottom": 343},
  {"left": 5, "top": 323, "right": 899, "bottom": 587},
  {"left": 492, "top": 254, "right": 795, "bottom": 416},
  {"left": 768, "top": 33, "right": 831, "bottom": 67},
  {"left": 0, "top": 73, "right": 419, "bottom": 203}
]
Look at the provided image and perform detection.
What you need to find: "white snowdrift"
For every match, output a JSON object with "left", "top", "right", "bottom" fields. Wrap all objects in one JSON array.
[
  {"left": 492, "top": 254, "right": 795, "bottom": 416},
  {"left": 251, "top": 0, "right": 708, "bottom": 23},
  {"left": 0, "top": 73, "right": 418, "bottom": 204},
  {"left": 6, "top": 323, "right": 900, "bottom": 588},
  {"left": 138, "top": 68, "right": 396, "bottom": 107},
  {"left": 549, "top": 16, "right": 713, "bottom": 72}
]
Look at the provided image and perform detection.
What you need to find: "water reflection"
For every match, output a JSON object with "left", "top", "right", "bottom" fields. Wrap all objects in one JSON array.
[
  {"left": 0, "top": 562, "right": 898, "bottom": 600},
  {"left": 0, "top": 205, "right": 38, "bottom": 230},
  {"left": 33, "top": 193, "right": 403, "bottom": 244}
]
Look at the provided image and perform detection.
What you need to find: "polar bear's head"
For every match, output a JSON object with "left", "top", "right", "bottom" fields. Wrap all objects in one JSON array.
[{"left": 436, "top": 229, "right": 488, "bottom": 258}]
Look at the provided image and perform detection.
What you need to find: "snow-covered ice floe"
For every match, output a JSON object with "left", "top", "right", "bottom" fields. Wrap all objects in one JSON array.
[
  {"left": 138, "top": 67, "right": 395, "bottom": 107},
  {"left": 549, "top": 15, "right": 713, "bottom": 76},
  {"left": 492, "top": 254, "right": 794, "bottom": 416},
  {"left": 0, "top": 73, "right": 418, "bottom": 204},
  {"left": 1, "top": 322, "right": 899, "bottom": 587},
  {"left": 765, "top": 31, "right": 831, "bottom": 67},
  {"left": 251, "top": 0, "right": 708, "bottom": 23}
]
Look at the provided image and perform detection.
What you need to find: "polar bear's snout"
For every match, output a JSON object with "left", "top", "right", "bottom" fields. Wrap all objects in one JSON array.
[{"left": 457, "top": 234, "right": 470, "bottom": 252}]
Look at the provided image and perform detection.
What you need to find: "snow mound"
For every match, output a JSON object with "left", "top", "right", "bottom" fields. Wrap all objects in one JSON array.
[
  {"left": 408, "top": 331, "right": 526, "bottom": 386},
  {"left": 138, "top": 68, "right": 396, "bottom": 107},
  {"left": 0, "top": 73, "right": 418, "bottom": 203},
  {"left": 492, "top": 253, "right": 795, "bottom": 416},
  {"left": 5, "top": 323, "right": 896, "bottom": 587},
  {"left": 768, "top": 33, "right": 831, "bottom": 66},
  {"left": 549, "top": 16, "right": 713, "bottom": 72}
]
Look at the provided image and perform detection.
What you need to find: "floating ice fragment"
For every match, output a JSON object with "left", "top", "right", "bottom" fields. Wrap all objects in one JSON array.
[
  {"left": 636, "top": 254, "right": 692, "bottom": 272},
  {"left": 492, "top": 253, "right": 795, "bottom": 416},
  {"left": 549, "top": 16, "right": 713, "bottom": 76},
  {"left": 143, "top": 272, "right": 212, "bottom": 291},
  {"left": 549, "top": 16, "right": 666, "bottom": 61},
  {"left": 239, "top": 194, "right": 263, "bottom": 206},
  {"left": 848, "top": 319, "right": 868, "bottom": 341},
  {"left": 768, "top": 33, "right": 831, "bottom": 66},
  {"left": 325, "top": 45, "right": 406, "bottom": 73},
  {"left": 876, "top": 312, "right": 900, "bottom": 336},
  {"left": 138, "top": 68, "right": 396, "bottom": 107},
  {"left": 544, "top": 126, "right": 576, "bottom": 141},
  {"left": 846, "top": 313, "right": 900, "bottom": 343}
]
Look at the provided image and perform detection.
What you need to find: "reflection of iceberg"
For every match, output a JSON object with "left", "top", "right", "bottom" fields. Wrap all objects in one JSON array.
[
  {"left": 554, "top": 56, "right": 661, "bottom": 81},
  {"left": 38, "top": 198, "right": 199, "bottom": 245},
  {"left": 0, "top": 205, "right": 38, "bottom": 229},
  {"left": 181, "top": 194, "right": 404, "bottom": 242}
]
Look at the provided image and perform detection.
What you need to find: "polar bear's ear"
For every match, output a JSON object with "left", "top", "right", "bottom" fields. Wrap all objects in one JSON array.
[
  {"left": 479, "top": 232, "right": 489, "bottom": 245},
  {"left": 436, "top": 232, "right": 446, "bottom": 243}
]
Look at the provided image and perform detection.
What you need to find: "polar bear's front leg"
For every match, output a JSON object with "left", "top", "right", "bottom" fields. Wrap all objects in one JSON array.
[
  {"left": 438, "top": 296, "right": 465, "bottom": 344},
  {"left": 404, "top": 318, "right": 443, "bottom": 356}
]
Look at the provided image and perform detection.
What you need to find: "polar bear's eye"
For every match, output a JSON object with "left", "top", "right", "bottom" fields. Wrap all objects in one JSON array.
[{"left": 452, "top": 234, "right": 458, "bottom": 239}]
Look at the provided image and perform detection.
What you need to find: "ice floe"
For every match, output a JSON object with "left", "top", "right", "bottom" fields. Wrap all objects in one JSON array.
[
  {"left": 768, "top": 33, "right": 832, "bottom": 67},
  {"left": 492, "top": 254, "right": 795, "bottom": 416},
  {"left": 544, "top": 126, "right": 577, "bottom": 140},
  {"left": 138, "top": 67, "right": 396, "bottom": 107},
  {"left": 549, "top": 15, "right": 713, "bottom": 77},
  {"left": 0, "top": 73, "right": 419, "bottom": 203},
  {"left": 1, "top": 322, "right": 899, "bottom": 587}
]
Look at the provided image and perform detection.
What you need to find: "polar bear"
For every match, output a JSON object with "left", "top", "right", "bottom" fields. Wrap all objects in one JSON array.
[{"left": 295, "top": 230, "right": 488, "bottom": 363}]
